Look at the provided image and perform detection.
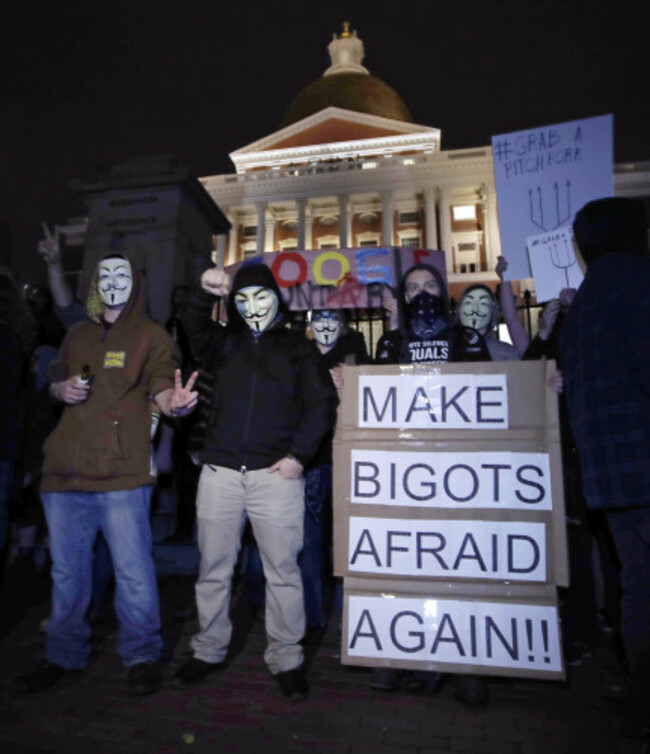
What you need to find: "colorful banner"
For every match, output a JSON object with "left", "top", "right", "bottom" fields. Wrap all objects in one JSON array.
[{"left": 224, "top": 247, "right": 446, "bottom": 311}]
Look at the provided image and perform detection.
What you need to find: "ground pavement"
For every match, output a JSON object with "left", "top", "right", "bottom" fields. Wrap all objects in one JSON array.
[{"left": 0, "top": 558, "right": 643, "bottom": 754}]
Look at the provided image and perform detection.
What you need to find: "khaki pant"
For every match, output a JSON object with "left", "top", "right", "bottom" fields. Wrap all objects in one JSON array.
[{"left": 191, "top": 465, "right": 305, "bottom": 674}]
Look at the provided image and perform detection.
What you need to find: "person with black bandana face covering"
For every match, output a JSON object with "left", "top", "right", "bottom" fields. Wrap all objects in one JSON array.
[
  {"left": 373, "top": 263, "right": 490, "bottom": 705},
  {"left": 376, "top": 263, "right": 451, "bottom": 365},
  {"left": 375, "top": 263, "right": 491, "bottom": 365}
]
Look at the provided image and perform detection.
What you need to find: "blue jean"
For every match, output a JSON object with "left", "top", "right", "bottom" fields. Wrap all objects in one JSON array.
[
  {"left": 301, "top": 464, "right": 332, "bottom": 629},
  {"left": 41, "top": 486, "right": 162, "bottom": 669},
  {"left": 89, "top": 532, "right": 114, "bottom": 618}
]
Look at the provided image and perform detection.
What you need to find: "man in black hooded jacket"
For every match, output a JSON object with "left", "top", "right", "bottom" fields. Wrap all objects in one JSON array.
[{"left": 176, "top": 261, "right": 337, "bottom": 700}]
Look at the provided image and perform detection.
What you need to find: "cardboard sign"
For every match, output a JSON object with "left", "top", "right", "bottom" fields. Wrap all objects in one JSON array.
[
  {"left": 358, "top": 373, "right": 509, "bottom": 429},
  {"left": 224, "top": 247, "right": 445, "bottom": 311},
  {"left": 348, "top": 517, "right": 547, "bottom": 581},
  {"left": 345, "top": 594, "right": 562, "bottom": 676},
  {"left": 351, "top": 449, "right": 552, "bottom": 510},
  {"left": 491, "top": 114, "right": 613, "bottom": 279},
  {"left": 527, "top": 226, "right": 585, "bottom": 302},
  {"left": 333, "top": 361, "right": 567, "bottom": 679}
]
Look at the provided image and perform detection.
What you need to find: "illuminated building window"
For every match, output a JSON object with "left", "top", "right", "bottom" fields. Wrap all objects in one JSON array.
[
  {"left": 318, "top": 235, "right": 340, "bottom": 250},
  {"left": 452, "top": 205, "right": 477, "bottom": 221},
  {"left": 399, "top": 234, "right": 421, "bottom": 248}
]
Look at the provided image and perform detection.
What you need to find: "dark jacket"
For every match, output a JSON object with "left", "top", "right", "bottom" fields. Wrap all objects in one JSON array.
[
  {"left": 560, "top": 253, "right": 650, "bottom": 510},
  {"left": 183, "top": 273, "right": 338, "bottom": 471},
  {"left": 310, "top": 328, "right": 371, "bottom": 465}
]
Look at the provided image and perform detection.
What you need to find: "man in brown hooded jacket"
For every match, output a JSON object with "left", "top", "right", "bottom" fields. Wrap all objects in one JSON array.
[{"left": 14, "top": 254, "right": 198, "bottom": 696}]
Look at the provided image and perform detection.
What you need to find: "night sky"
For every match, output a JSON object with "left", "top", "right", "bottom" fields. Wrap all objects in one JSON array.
[{"left": 1, "top": 0, "right": 647, "bottom": 284}]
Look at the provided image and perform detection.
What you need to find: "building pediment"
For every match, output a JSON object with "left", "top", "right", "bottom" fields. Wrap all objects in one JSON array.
[{"left": 230, "top": 107, "right": 440, "bottom": 173}]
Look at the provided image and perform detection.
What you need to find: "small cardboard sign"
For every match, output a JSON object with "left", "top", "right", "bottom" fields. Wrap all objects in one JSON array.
[{"left": 527, "top": 226, "right": 585, "bottom": 302}]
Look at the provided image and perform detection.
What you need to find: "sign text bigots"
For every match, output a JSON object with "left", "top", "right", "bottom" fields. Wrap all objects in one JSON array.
[{"left": 351, "top": 450, "right": 551, "bottom": 510}]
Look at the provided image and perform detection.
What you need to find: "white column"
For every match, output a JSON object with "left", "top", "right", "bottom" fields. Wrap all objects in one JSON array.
[
  {"left": 256, "top": 203, "right": 265, "bottom": 256},
  {"left": 486, "top": 184, "right": 501, "bottom": 264},
  {"left": 227, "top": 215, "right": 238, "bottom": 264},
  {"left": 439, "top": 187, "right": 454, "bottom": 275},
  {"left": 347, "top": 200, "right": 354, "bottom": 247},
  {"left": 381, "top": 191, "right": 393, "bottom": 246},
  {"left": 296, "top": 198, "right": 306, "bottom": 250},
  {"left": 338, "top": 194, "right": 349, "bottom": 247},
  {"left": 424, "top": 187, "right": 439, "bottom": 250},
  {"left": 305, "top": 205, "right": 313, "bottom": 250},
  {"left": 264, "top": 210, "right": 275, "bottom": 253},
  {"left": 215, "top": 233, "right": 227, "bottom": 268}
]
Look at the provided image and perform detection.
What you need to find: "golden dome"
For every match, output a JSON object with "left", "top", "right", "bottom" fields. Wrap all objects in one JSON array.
[{"left": 281, "top": 25, "right": 413, "bottom": 127}]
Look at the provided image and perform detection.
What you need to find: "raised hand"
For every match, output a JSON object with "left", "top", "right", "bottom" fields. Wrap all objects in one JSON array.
[
  {"left": 169, "top": 369, "right": 199, "bottom": 416},
  {"left": 201, "top": 268, "right": 231, "bottom": 298},
  {"left": 38, "top": 222, "right": 61, "bottom": 265},
  {"left": 495, "top": 256, "right": 509, "bottom": 281}
]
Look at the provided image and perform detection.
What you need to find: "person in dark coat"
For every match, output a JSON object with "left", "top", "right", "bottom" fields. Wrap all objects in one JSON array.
[
  {"left": 177, "top": 262, "right": 338, "bottom": 700},
  {"left": 559, "top": 197, "right": 650, "bottom": 743}
]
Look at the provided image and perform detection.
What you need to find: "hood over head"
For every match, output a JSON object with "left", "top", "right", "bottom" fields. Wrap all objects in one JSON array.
[
  {"left": 573, "top": 198, "right": 648, "bottom": 266},
  {"left": 226, "top": 261, "right": 288, "bottom": 332}
]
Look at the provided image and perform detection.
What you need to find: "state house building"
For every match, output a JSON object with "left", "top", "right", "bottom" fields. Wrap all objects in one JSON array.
[
  {"left": 200, "top": 23, "right": 649, "bottom": 306},
  {"left": 62, "top": 24, "right": 649, "bottom": 325}
]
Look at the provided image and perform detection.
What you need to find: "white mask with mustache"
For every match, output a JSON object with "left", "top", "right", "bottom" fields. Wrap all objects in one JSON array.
[
  {"left": 311, "top": 310, "right": 341, "bottom": 347},
  {"left": 235, "top": 285, "right": 279, "bottom": 334},
  {"left": 97, "top": 258, "right": 133, "bottom": 308}
]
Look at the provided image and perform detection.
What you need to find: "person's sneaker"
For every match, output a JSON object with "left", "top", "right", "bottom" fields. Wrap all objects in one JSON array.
[
  {"left": 370, "top": 667, "right": 402, "bottom": 691},
  {"left": 174, "top": 657, "right": 225, "bottom": 687},
  {"left": 127, "top": 662, "right": 162, "bottom": 695},
  {"left": 275, "top": 668, "right": 309, "bottom": 701},
  {"left": 13, "top": 660, "right": 79, "bottom": 694},
  {"left": 454, "top": 674, "right": 489, "bottom": 706}
]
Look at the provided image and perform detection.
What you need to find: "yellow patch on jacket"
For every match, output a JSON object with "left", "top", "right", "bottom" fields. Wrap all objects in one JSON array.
[{"left": 104, "top": 351, "right": 127, "bottom": 368}]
